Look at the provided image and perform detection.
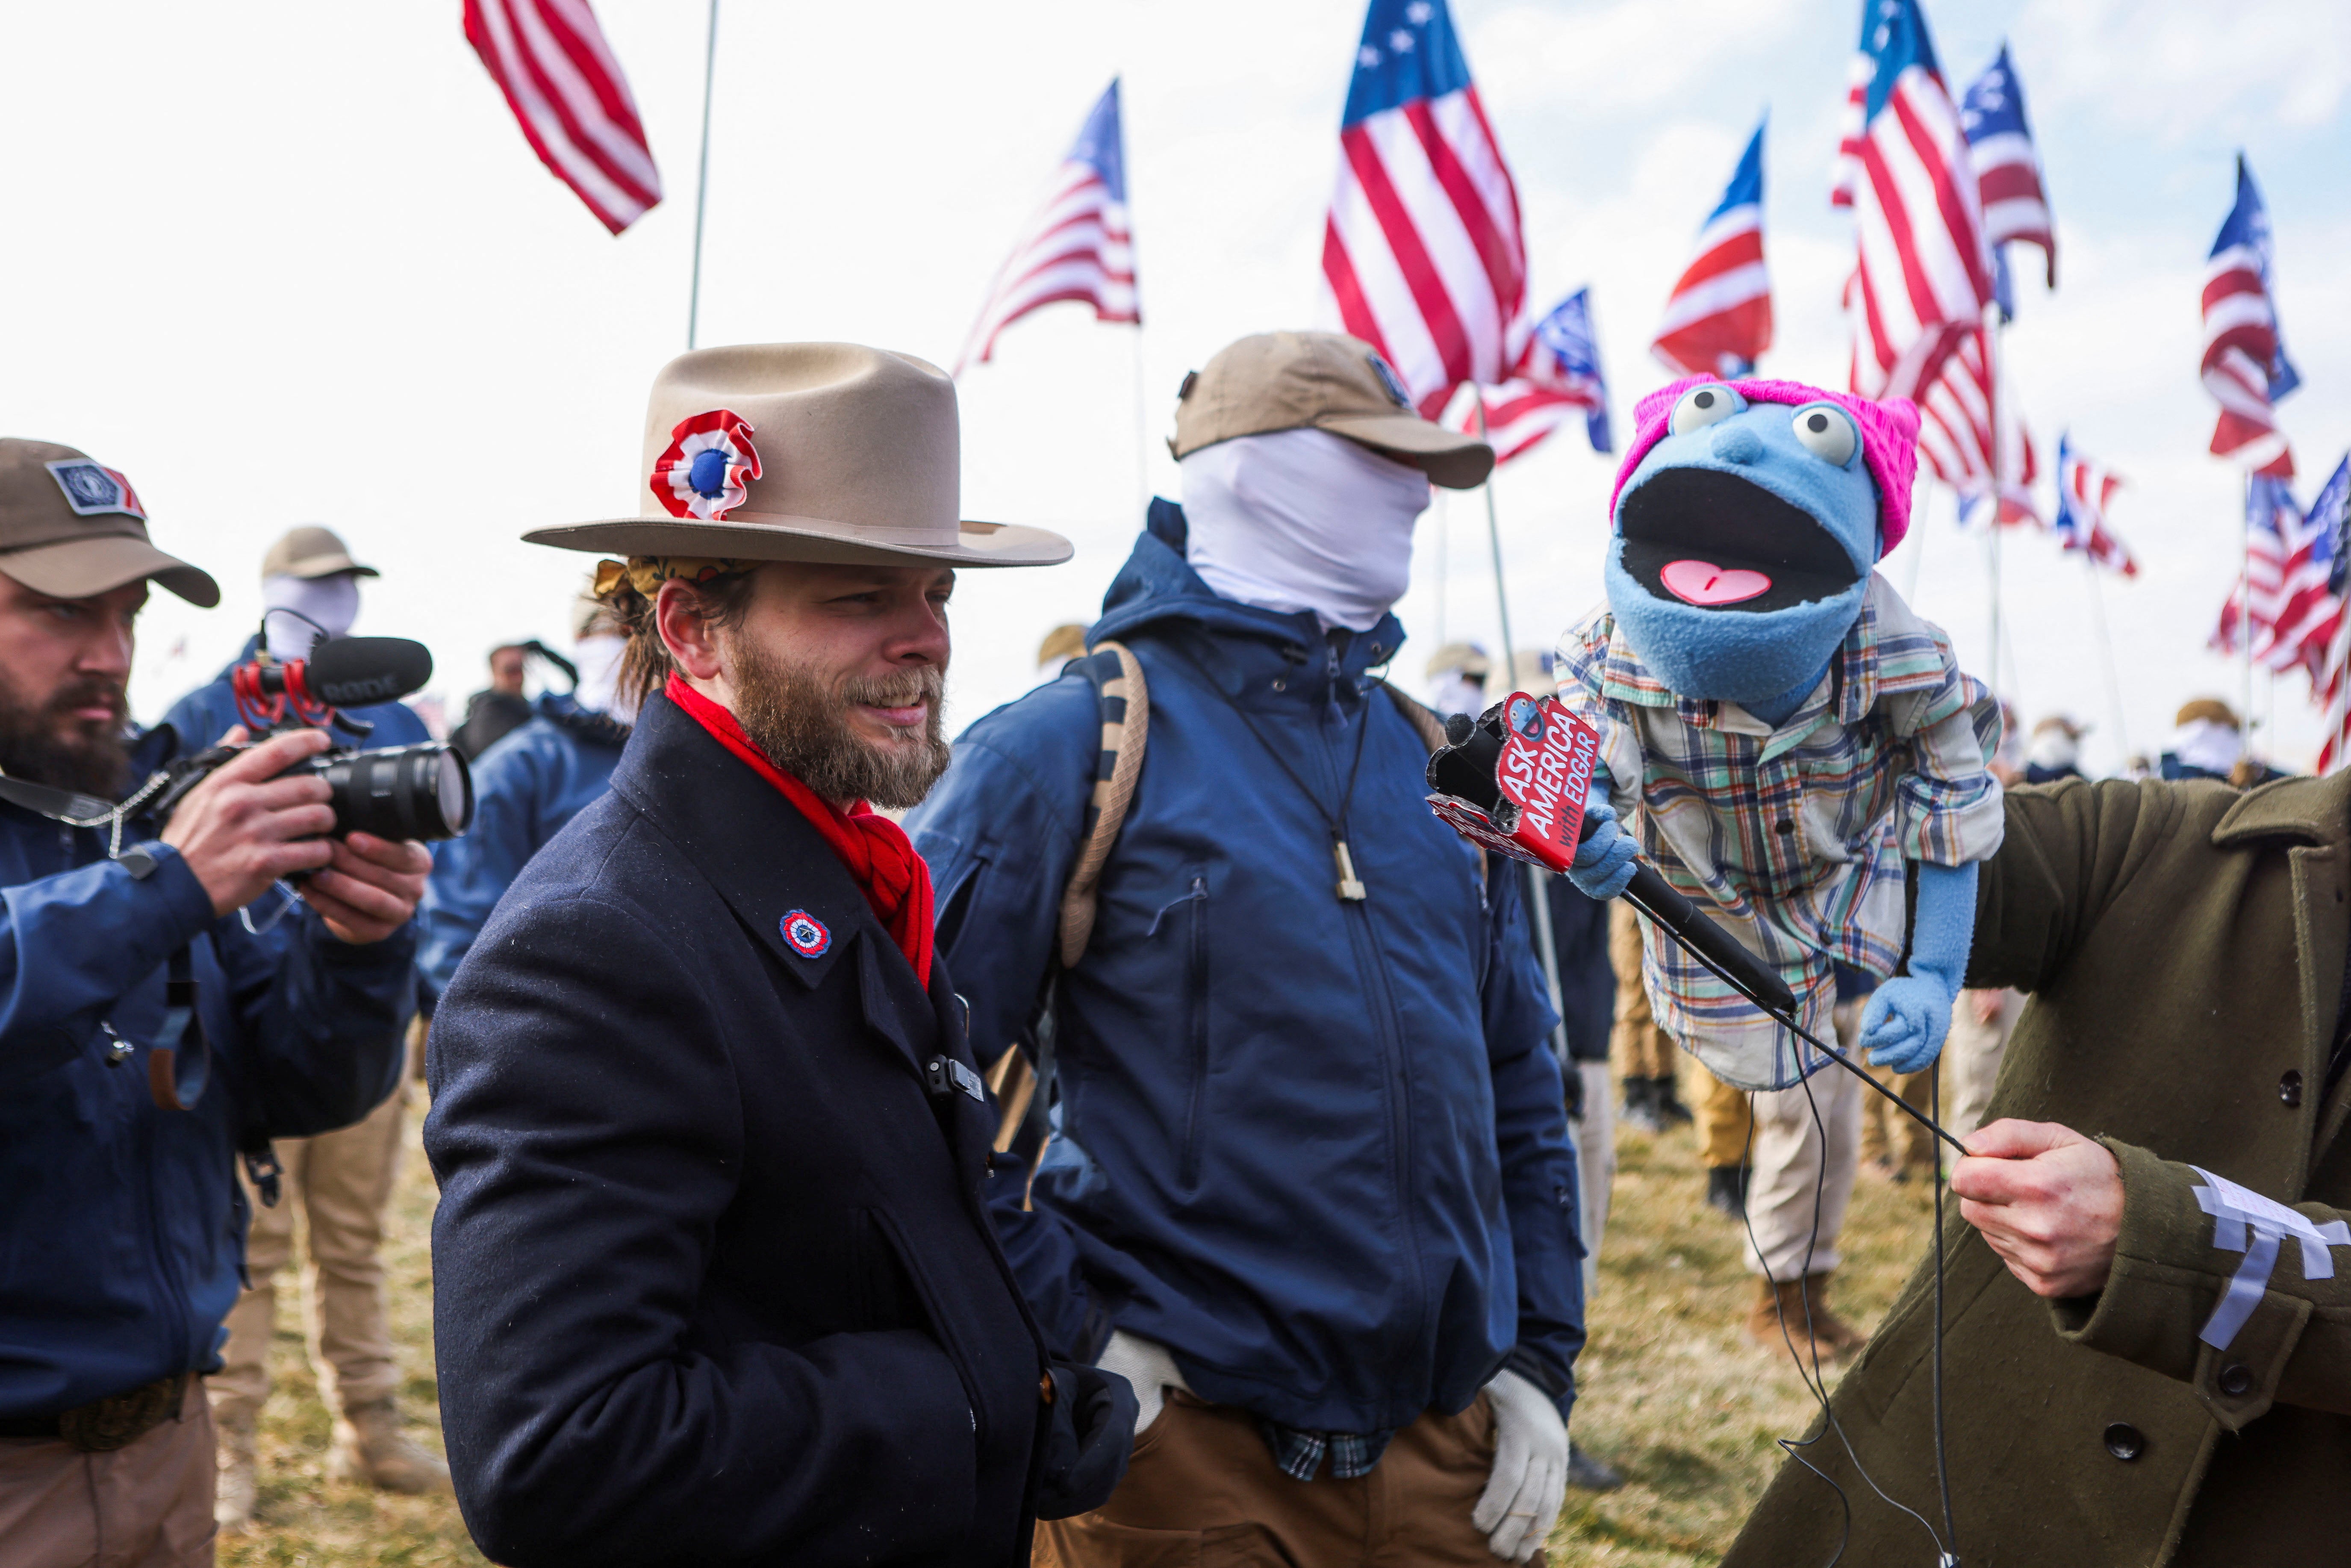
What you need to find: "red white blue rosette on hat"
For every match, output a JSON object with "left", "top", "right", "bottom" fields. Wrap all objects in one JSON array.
[
  {"left": 650, "top": 410, "right": 763, "bottom": 521},
  {"left": 780, "top": 909, "right": 830, "bottom": 958}
]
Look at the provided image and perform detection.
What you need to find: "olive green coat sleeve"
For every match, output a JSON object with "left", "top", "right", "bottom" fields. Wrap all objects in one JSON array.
[
  {"left": 2049, "top": 1141, "right": 2351, "bottom": 1429},
  {"left": 1962, "top": 774, "right": 2351, "bottom": 1428}
]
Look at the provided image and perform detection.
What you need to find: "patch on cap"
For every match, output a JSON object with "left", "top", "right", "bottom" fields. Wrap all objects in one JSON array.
[
  {"left": 651, "top": 410, "right": 762, "bottom": 521},
  {"left": 780, "top": 909, "right": 831, "bottom": 958},
  {"left": 46, "top": 460, "right": 146, "bottom": 521},
  {"left": 1367, "top": 353, "right": 1413, "bottom": 410}
]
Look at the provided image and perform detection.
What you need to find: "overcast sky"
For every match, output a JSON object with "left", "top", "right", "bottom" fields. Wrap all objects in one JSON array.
[{"left": 4, "top": 0, "right": 2343, "bottom": 774}]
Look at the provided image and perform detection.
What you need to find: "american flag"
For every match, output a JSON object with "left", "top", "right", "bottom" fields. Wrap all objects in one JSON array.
[
  {"left": 1959, "top": 44, "right": 2054, "bottom": 301},
  {"left": 957, "top": 80, "right": 1138, "bottom": 373},
  {"left": 1455, "top": 288, "right": 1611, "bottom": 464},
  {"left": 1652, "top": 122, "right": 1771, "bottom": 380},
  {"left": 2052, "top": 435, "right": 2136, "bottom": 577},
  {"left": 464, "top": 0, "right": 662, "bottom": 235},
  {"left": 1918, "top": 323, "right": 2040, "bottom": 526},
  {"left": 1841, "top": 0, "right": 1992, "bottom": 421},
  {"left": 1322, "top": 0, "right": 1529, "bottom": 418},
  {"left": 2215, "top": 475, "right": 2339, "bottom": 682},
  {"left": 2202, "top": 155, "right": 2299, "bottom": 480},
  {"left": 2306, "top": 458, "right": 2351, "bottom": 769}
]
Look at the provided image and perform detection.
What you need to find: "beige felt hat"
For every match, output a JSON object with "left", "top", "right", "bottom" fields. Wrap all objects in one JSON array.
[
  {"left": 1423, "top": 641, "right": 1491, "bottom": 681},
  {"left": 1170, "top": 331, "right": 1494, "bottom": 490},
  {"left": 261, "top": 524, "right": 377, "bottom": 581},
  {"left": 527, "top": 342, "right": 1072, "bottom": 569},
  {"left": 0, "top": 439, "right": 217, "bottom": 607}
]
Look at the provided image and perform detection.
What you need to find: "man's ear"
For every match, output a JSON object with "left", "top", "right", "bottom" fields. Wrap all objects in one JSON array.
[{"left": 655, "top": 580, "right": 726, "bottom": 684}]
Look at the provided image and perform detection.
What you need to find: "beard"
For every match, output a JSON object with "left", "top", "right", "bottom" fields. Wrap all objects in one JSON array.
[
  {"left": 728, "top": 639, "right": 951, "bottom": 811},
  {"left": 0, "top": 671, "right": 130, "bottom": 798}
]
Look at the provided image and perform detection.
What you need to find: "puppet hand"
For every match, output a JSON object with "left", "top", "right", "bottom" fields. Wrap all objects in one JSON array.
[
  {"left": 1858, "top": 976, "right": 1954, "bottom": 1074},
  {"left": 1473, "top": 1370, "right": 1567, "bottom": 1562},
  {"left": 1567, "top": 804, "right": 1638, "bottom": 901}
]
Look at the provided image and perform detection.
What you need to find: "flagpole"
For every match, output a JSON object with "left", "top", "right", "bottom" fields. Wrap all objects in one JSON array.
[
  {"left": 1985, "top": 303, "right": 2007, "bottom": 699},
  {"left": 684, "top": 0, "right": 722, "bottom": 351},
  {"left": 2242, "top": 474, "right": 2256, "bottom": 731},
  {"left": 1471, "top": 387, "right": 1570, "bottom": 1067},
  {"left": 1130, "top": 327, "right": 1154, "bottom": 520},
  {"left": 2083, "top": 557, "right": 2130, "bottom": 766}
]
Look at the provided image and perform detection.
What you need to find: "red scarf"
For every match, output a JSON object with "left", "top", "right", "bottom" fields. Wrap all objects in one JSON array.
[{"left": 665, "top": 674, "right": 935, "bottom": 986}]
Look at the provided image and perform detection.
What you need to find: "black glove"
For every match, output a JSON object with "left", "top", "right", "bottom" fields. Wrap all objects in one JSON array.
[{"left": 1032, "top": 1361, "right": 1139, "bottom": 1520}]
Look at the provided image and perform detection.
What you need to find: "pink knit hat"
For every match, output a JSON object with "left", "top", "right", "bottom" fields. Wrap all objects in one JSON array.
[{"left": 1608, "top": 376, "right": 1923, "bottom": 555}]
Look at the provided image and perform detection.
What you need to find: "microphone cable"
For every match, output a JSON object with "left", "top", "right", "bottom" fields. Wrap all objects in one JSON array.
[{"left": 1644, "top": 899, "right": 1966, "bottom": 1568}]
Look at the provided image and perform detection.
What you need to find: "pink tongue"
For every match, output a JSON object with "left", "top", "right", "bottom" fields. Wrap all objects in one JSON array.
[{"left": 1660, "top": 558, "right": 1772, "bottom": 606}]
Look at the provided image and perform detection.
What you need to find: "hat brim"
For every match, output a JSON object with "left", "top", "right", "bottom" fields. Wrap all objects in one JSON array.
[
  {"left": 278, "top": 552, "right": 380, "bottom": 580},
  {"left": 1316, "top": 412, "right": 1495, "bottom": 490},
  {"left": 0, "top": 534, "right": 221, "bottom": 608},
  {"left": 522, "top": 513, "right": 1073, "bottom": 569}
]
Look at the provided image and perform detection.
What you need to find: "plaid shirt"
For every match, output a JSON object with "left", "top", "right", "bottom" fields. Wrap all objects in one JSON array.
[{"left": 1553, "top": 576, "right": 2003, "bottom": 1090}]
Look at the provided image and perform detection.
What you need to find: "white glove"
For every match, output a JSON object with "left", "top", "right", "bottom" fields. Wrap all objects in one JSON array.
[
  {"left": 1094, "top": 1329, "right": 1190, "bottom": 1435},
  {"left": 1472, "top": 1369, "right": 1568, "bottom": 1563}
]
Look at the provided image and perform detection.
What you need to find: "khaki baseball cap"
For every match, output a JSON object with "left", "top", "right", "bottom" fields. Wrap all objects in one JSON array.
[
  {"left": 261, "top": 524, "right": 378, "bottom": 581},
  {"left": 1424, "top": 641, "right": 1491, "bottom": 681},
  {"left": 0, "top": 439, "right": 218, "bottom": 607},
  {"left": 1170, "top": 331, "right": 1494, "bottom": 490}
]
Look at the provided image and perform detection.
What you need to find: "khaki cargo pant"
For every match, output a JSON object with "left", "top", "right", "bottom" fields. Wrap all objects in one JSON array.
[
  {"left": 1606, "top": 901, "right": 1676, "bottom": 1081},
  {"left": 0, "top": 1379, "right": 215, "bottom": 1568},
  {"left": 1037, "top": 1390, "right": 1539, "bottom": 1568},
  {"left": 1742, "top": 1002, "right": 1865, "bottom": 1282},
  {"left": 208, "top": 1025, "right": 418, "bottom": 1429}
]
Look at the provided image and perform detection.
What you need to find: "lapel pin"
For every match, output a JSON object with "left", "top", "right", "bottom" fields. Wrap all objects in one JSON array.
[{"left": 780, "top": 910, "right": 830, "bottom": 958}]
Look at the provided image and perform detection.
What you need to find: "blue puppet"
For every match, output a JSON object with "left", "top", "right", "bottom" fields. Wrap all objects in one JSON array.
[{"left": 1556, "top": 377, "right": 2004, "bottom": 1092}]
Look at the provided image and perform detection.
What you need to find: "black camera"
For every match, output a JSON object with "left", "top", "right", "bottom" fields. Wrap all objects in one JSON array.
[{"left": 158, "top": 636, "right": 474, "bottom": 842}]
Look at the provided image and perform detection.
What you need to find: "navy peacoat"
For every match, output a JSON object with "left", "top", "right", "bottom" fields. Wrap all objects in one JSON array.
[{"left": 425, "top": 693, "right": 1051, "bottom": 1568}]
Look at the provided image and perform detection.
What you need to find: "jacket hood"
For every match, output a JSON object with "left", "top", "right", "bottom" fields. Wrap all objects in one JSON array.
[{"left": 1090, "top": 499, "right": 1408, "bottom": 680}]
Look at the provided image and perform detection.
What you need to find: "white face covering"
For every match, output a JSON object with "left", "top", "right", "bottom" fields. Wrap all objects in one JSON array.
[
  {"left": 572, "top": 633, "right": 632, "bottom": 722},
  {"left": 2027, "top": 726, "right": 2079, "bottom": 773},
  {"left": 2170, "top": 717, "right": 2243, "bottom": 775},
  {"left": 261, "top": 572, "right": 361, "bottom": 660},
  {"left": 1179, "top": 427, "right": 1432, "bottom": 633}
]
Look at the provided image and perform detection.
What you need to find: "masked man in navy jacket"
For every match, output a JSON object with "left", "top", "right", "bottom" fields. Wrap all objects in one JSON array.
[
  {"left": 425, "top": 344, "right": 1136, "bottom": 1568},
  {"left": 0, "top": 441, "right": 428, "bottom": 1565},
  {"left": 907, "top": 333, "right": 1586, "bottom": 1567}
]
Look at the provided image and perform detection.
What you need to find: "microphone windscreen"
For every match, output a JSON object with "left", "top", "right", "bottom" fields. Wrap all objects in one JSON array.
[{"left": 306, "top": 637, "right": 434, "bottom": 708}]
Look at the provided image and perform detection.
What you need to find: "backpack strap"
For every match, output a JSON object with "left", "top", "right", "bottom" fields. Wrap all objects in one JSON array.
[
  {"left": 1055, "top": 640, "right": 1149, "bottom": 968},
  {"left": 991, "top": 641, "right": 1151, "bottom": 1160},
  {"left": 1377, "top": 679, "right": 1450, "bottom": 755}
]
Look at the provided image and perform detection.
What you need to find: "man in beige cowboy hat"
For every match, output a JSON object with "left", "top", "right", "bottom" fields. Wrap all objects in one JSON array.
[
  {"left": 424, "top": 342, "right": 1136, "bottom": 1568},
  {"left": 0, "top": 441, "right": 428, "bottom": 1565}
]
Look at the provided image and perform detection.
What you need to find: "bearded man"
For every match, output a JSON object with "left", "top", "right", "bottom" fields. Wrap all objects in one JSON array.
[
  {"left": 424, "top": 343, "right": 1137, "bottom": 1568},
  {"left": 0, "top": 439, "right": 427, "bottom": 1566}
]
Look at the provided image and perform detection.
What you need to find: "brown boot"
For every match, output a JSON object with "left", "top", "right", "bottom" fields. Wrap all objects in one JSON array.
[
  {"left": 327, "top": 1397, "right": 453, "bottom": 1495},
  {"left": 1746, "top": 1274, "right": 1868, "bottom": 1362},
  {"left": 213, "top": 1413, "right": 259, "bottom": 1533}
]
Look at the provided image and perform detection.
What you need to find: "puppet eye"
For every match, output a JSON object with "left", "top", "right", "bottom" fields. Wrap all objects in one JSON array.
[
  {"left": 1668, "top": 383, "right": 1744, "bottom": 436},
  {"left": 1791, "top": 404, "right": 1859, "bottom": 466}
]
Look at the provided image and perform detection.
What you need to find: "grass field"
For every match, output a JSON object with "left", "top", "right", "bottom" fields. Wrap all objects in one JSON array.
[{"left": 219, "top": 1090, "right": 1939, "bottom": 1566}]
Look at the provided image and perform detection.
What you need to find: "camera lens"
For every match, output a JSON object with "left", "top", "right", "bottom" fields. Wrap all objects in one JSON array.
[{"left": 310, "top": 742, "right": 474, "bottom": 842}]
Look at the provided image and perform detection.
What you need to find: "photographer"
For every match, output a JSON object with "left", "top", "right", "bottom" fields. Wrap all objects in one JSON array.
[
  {"left": 0, "top": 442, "right": 426, "bottom": 1564},
  {"left": 159, "top": 524, "right": 444, "bottom": 1526}
]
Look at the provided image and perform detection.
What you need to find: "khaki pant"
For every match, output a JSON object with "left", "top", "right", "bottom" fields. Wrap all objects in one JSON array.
[
  {"left": 1694, "top": 1062, "right": 1754, "bottom": 1170},
  {"left": 209, "top": 1029, "right": 415, "bottom": 1430},
  {"left": 1606, "top": 901, "right": 1676, "bottom": 1081},
  {"left": 1944, "top": 988, "right": 2022, "bottom": 1141},
  {"left": 1743, "top": 1003, "right": 1865, "bottom": 1281},
  {"left": 1859, "top": 1064, "right": 1934, "bottom": 1176},
  {"left": 1037, "top": 1390, "right": 1538, "bottom": 1568},
  {"left": 0, "top": 1379, "right": 215, "bottom": 1568}
]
